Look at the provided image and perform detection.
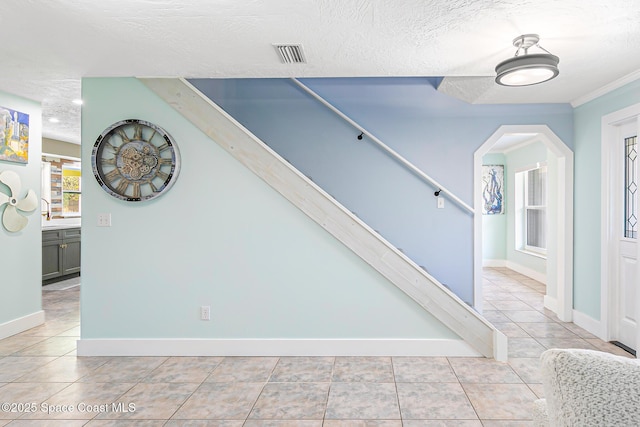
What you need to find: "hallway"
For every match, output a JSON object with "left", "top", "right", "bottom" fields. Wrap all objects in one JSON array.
[{"left": 0, "top": 269, "right": 630, "bottom": 425}]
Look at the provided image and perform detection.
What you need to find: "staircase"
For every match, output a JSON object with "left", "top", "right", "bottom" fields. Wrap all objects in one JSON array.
[{"left": 140, "top": 77, "right": 507, "bottom": 360}]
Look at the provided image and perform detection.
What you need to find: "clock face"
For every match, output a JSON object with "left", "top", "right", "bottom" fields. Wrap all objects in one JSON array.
[{"left": 91, "top": 119, "right": 181, "bottom": 202}]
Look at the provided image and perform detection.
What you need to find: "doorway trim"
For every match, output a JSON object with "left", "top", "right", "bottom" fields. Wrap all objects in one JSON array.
[
  {"left": 601, "top": 103, "right": 640, "bottom": 348},
  {"left": 474, "top": 125, "right": 574, "bottom": 321}
]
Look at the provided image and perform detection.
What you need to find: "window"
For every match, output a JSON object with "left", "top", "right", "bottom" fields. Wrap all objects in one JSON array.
[
  {"left": 62, "top": 163, "right": 81, "bottom": 216},
  {"left": 516, "top": 164, "right": 547, "bottom": 255},
  {"left": 625, "top": 135, "right": 638, "bottom": 239}
]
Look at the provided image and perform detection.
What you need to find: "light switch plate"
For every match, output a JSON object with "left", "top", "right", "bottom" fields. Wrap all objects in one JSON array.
[
  {"left": 437, "top": 198, "right": 444, "bottom": 209},
  {"left": 97, "top": 213, "right": 112, "bottom": 227}
]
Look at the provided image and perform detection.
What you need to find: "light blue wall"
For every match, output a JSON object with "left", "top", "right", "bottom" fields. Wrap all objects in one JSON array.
[
  {"left": 573, "top": 78, "right": 640, "bottom": 319},
  {"left": 80, "top": 78, "right": 457, "bottom": 340},
  {"left": 191, "top": 77, "right": 573, "bottom": 304},
  {"left": 482, "top": 153, "right": 506, "bottom": 261},
  {"left": 0, "top": 91, "right": 42, "bottom": 329},
  {"left": 505, "top": 141, "right": 548, "bottom": 275}
]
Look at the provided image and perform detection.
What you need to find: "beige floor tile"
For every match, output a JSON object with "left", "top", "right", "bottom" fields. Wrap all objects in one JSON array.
[
  {"left": 206, "top": 357, "right": 278, "bottom": 383},
  {"left": 483, "top": 292, "right": 520, "bottom": 301},
  {"left": 269, "top": 357, "right": 334, "bottom": 382},
  {"left": 507, "top": 339, "right": 547, "bottom": 358},
  {"left": 462, "top": 383, "right": 537, "bottom": 420},
  {"left": 517, "top": 323, "right": 578, "bottom": 339},
  {"left": 481, "top": 311, "right": 511, "bottom": 323},
  {"left": 392, "top": 357, "right": 457, "bottom": 382},
  {"left": 84, "top": 421, "right": 166, "bottom": 426},
  {"left": 0, "top": 356, "right": 58, "bottom": 382},
  {"left": 527, "top": 383, "right": 545, "bottom": 399},
  {"left": 490, "top": 301, "right": 534, "bottom": 311},
  {"left": 535, "top": 337, "right": 597, "bottom": 350},
  {"left": 143, "top": 357, "right": 223, "bottom": 383},
  {"left": 492, "top": 323, "right": 530, "bottom": 338},
  {"left": 248, "top": 382, "right": 329, "bottom": 420},
  {"left": 402, "top": 421, "right": 482, "bottom": 427},
  {"left": 96, "top": 382, "right": 199, "bottom": 420},
  {"left": 326, "top": 382, "right": 400, "bottom": 420},
  {"left": 396, "top": 382, "right": 477, "bottom": 420},
  {"left": 503, "top": 311, "right": 553, "bottom": 323},
  {"left": 7, "top": 421, "right": 88, "bottom": 426},
  {"left": 172, "top": 382, "right": 264, "bottom": 420},
  {"left": 448, "top": 358, "right": 522, "bottom": 383},
  {"left": 19, "top": 382, "right": 135, "bottom": 420},
  {"left": 16, "top": 355, "right": 110, "bottom": 382},
  {"left": 244, "top": 421, "right": 322, "bottom": 427},
  {"left": 0, "top": 335, "right": 48, "bottom": 356},
  {"left": 480, "top": 421, "right": 534, "bottom": 426},
  {"left": 164, "top": 421, "right": 244, "bottom": 427},
  {"left": 507, "top": 358, "right": 542, "bottom": 384},
  {"left": 55, "top": 326, "right": 81, "bottom": 337},
  {"left": 559, "top": 322, "right": 598, "bottom": 339},
  {"left": 0, "top": 383, "right": 71, "bottom": 420},
  {"left": 332, "top": 357, "right": 394, "bottom": 382},
  {"left": 78, "top": 357, "right": 167, "bottom": 383},
  {"left": 323, "top": 421, "right": 401, "bottom": 427}
]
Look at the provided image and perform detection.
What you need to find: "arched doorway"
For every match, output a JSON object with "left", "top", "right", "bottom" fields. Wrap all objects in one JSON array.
[{"left": 473, "top": 125, "right": 574, "bottom": 322}]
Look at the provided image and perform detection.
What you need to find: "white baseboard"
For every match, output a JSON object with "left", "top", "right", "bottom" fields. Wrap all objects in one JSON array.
[
  {"left": 483, "top": 259, "right": 507, "bottom": 268},
  {"left": 544, "top": 295, "right": 558, "bottom": 312},
  {"left": 505, "top": 261, "right": 546, "bottom": 284},
  {"left": 0, "top": 311, "right": 45, "bottom": 340},
  {"left": 572, "top": 310, "right": 604, "bottom": 340},
  {"left": 77, "top": 338, "right": 483, "bottom": 357},
  {"left": 483, "top": 259, "right": 546, "bottom": 284}
]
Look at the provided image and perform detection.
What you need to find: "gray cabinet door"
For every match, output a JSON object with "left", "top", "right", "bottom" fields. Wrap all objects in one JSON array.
[
  {"left": 42, "top": 228, "right": 81, "bottom": 283},
  {"left": 42, "top": 239, "right": 63, "bottom": 281}
]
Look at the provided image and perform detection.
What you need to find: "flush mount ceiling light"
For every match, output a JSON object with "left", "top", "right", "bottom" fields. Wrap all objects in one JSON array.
[{"left": 495, "top": 34, "right": 559, "bottom": 86}]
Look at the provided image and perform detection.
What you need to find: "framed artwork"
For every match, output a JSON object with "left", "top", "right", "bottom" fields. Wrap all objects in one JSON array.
[
  {"left": 482, "top": 164, "right": 504, "bottom": 215},
  {"left": 0, "top": 107, "right": 29, "bottom": 164}
]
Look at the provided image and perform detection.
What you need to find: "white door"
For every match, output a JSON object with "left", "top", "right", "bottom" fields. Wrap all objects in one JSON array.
[{"left": 615, "top": 121, "right": 638, "bottom": 350}]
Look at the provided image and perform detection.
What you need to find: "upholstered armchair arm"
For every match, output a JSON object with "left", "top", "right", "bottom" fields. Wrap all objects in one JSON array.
[{"left": 537, "top": 348, "right": 640, "bottom": 426}]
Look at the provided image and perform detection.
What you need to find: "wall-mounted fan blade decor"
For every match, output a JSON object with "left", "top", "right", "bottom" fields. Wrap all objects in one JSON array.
[{"left": 0, "top": 170, "right": 37, "bottom": 232}]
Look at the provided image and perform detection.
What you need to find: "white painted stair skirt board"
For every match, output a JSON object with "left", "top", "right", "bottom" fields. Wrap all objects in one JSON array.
[{"left": 140, "top": 77, "right": 507, "bottom": 360}]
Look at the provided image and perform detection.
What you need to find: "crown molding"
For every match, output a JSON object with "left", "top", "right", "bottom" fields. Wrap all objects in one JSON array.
[{"left": 571, "top": 69, "right": 640, "bottom": 107}]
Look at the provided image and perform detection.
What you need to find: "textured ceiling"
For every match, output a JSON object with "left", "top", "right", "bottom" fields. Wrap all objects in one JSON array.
[{"left": 2, "top": 0, "right": 640, "bottom": 144}]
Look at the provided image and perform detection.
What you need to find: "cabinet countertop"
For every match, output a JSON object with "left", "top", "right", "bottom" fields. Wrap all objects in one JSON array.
[{"left": 42, "top": 224, "right": 81, "bottom": 231}]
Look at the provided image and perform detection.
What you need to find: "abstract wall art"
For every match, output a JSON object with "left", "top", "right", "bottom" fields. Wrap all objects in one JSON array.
[
  {"left": 482, "top": 164, "right": 504, "bottom": 215},
  {"left": 0, "top": 107, "right": 29, "bottom": 164}
]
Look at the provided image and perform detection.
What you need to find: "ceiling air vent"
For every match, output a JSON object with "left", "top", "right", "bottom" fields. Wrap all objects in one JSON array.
[{"left": 273, "top": 44, "right": 306, "bottom": 64}]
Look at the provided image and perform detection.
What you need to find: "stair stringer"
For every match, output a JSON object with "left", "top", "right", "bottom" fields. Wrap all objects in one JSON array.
[{"left": 140, "top": 77, "right": 507, "bottom": 360}]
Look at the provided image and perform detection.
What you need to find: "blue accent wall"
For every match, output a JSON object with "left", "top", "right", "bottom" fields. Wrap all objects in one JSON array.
[{"left": 191, "top": 77, "right": 573, "bottom": 304}]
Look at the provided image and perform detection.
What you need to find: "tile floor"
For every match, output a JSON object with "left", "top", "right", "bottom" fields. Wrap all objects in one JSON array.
[{"left": 0, "top": 269, "right": 632, "bottom": 426}]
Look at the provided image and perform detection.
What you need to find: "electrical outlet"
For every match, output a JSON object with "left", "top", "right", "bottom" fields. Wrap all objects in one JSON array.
[
  {"left": 437, "top": 198, "right": 445, "bottom": 209},
  {"left": 200, "top": 306, "right": 211, "bottom": 321},
  {"left": 97, "top": 213, "right": 112, "bottom": 227}
]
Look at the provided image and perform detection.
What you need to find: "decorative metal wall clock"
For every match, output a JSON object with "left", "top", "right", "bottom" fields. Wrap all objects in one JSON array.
[{"left": 91, "top": 119, "right": 181, "bottom": 202}]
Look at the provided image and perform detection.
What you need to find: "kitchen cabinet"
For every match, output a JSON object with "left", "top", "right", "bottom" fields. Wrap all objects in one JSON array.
[{"left": 42, "top": 227, "right": 81, "bottom": 283}]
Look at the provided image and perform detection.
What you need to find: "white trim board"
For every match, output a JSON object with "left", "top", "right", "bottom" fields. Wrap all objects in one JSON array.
[
  {"left": 505, "top": 261, "right": 546, "bottom": 285},
  {"left": 140, "top": 77, "right": 506, "bottom": 360},
  {"left": 77, "top": 338, "right": 482, "bottom": 357},
  {"left": 573, "top": 310, "right": 604, "bottom": 341},
  {"left": 0, "top": 311, "right": 45, "bottom": 340},
  {"left": 482, "top": 259, "right": 547, "bottom": 284},
  {"left": 571, "top": 70, "right": 640, "bottom": 108}
]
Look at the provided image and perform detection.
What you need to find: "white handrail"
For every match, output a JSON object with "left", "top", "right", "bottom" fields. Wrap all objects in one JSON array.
[{"left": 290, "top": 78, "right": 474, "bottom": 214}]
